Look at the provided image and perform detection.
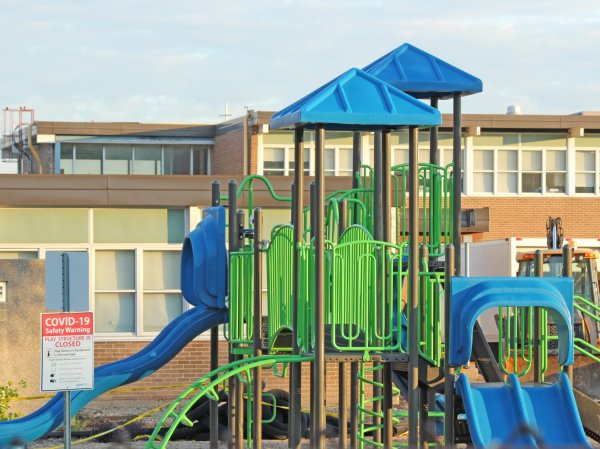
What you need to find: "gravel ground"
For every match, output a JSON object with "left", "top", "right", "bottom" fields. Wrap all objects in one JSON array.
[{"left": 21, "top": 402, "right": 600, "bottom": 449}]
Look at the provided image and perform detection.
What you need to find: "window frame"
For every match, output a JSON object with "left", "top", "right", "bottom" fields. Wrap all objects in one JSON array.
[
  {"left": 59, "top": 142, "right": 211, "bottom": 176},
  {"left": 470, "top": 145, "right": 567, "bottom": 195},
  {"left": 574, "top": 147, "right": 598, "bottom": 195},
  {"left": 92, "top": 245, "right": 187, "bottom": 338}
]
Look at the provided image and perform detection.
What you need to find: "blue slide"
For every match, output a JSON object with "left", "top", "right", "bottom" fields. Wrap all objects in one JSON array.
[
  {"left": 0, "top": 205, "right": 229, "bottom": 445},
  {"left": 457, "top": 372, "right": 591, "bottom": 449},
  {"left": 0, "top": 303, "right": 227, "bottom": 445}
]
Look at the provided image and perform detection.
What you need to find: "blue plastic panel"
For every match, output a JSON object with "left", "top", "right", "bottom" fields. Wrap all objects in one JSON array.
[
  {"left": 363, "top": 43, "right": 482, "bottom": 99},
  {"left": 448, "top": 277, "right": 574, "bottom": 367},
  {"left": 270, "top": 68, "right": 441, "bottom": 131},
  {"left": 181, "top": 206, "right": 227, "bottom": 308}
]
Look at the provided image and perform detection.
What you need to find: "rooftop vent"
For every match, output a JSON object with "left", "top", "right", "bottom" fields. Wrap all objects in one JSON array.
[{"left": 506, "top": 105, "right": 523, "bottom": 115}]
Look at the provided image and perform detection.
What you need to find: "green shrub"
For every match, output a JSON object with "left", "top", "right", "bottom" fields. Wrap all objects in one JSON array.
[{"left": 0, "top": 380, "right": 27, "bottom": 421}]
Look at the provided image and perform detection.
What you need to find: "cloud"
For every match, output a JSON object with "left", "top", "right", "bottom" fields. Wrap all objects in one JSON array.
[{"left": 1, "top": 0, "right": 599, "bottom": 121}]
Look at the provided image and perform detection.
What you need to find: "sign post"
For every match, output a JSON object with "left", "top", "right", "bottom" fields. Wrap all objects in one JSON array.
[{"left": 42, "top": 253, "right": 94, "bottom": 449}]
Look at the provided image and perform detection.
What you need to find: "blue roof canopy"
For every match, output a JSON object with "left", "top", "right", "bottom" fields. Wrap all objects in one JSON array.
[
  {"left": 363, "top": 43, "right": 482, "bottom": 99},
  {"left": 270, "top": 68, "right": 441, "bottom": 131}
]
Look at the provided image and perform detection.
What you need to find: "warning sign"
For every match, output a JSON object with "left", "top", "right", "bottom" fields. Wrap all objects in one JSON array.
[{"left": 41, "top": 312, "right": 94, "bottom": 391}]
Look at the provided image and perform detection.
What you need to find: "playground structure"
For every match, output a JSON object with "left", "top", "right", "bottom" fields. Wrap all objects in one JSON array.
[{"left": 1, "top": 43, "right": 598, "bottom": 449}]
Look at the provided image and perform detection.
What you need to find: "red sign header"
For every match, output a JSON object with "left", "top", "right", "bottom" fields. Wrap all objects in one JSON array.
[{"left": 42, "top": 312, "right": 94, "bottom": 337}]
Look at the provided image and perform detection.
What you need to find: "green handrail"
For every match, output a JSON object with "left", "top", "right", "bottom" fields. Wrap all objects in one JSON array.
[
  {"left": 228, "top": 247, "right": 254, "bottom": 354},
  {"left": 267, "top": 225, "right": 295, "bottom": 352},
  {"left": 391, "top": 162, "right": 453, "bottom": 257},
  {"left": 144, "top": 354, "right": 314, "bottom": 449},
  {"left": 329, "top": 228, "right": 408, "bottom": 354}
]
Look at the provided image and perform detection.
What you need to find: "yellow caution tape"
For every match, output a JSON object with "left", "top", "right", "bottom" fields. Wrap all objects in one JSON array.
[
  {"left": 40, "top": 402, "right": 169, "bottom": 449},
  {"left": 10, "top": 384, "right": 192, "bottom": 402}
]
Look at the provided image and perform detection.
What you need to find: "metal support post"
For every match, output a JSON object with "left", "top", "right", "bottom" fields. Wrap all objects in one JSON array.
[
  {"left": 352, "top": 131, "right": 362, "bottom": 190},
  {"left": 350, "top": 132, "right": 361, "bottom": 449},
  {"left": 253, "top": 208, "right": 263, "bottom": 449},
  {"left": 313, "top": 124, "right": 326, "bottom": 449},
  {"left": 62, "top": 253, "right": 71, "bottom": 449},
  {"left": 408, "top": 126, "right": 420, "bottom": 447},
  {"left": 338, "top": 199, "right": 348, "bottom": 449},
  {"left": 235, "top": 209, "right": 245, "bottom": 449},
  {"left": 430, "top": 98, "right": 439, "bottom": 166},
  {"left": 533, "top": 250, "right": 543, "bottom": 383},
  {"left": 372, "top": 130, "right": 383, "bottom": 445},
  {"left": 349, "top": 362, "right": 358, "bottom": 449},
  {"left": 309, "top": 181, "right": 317, "bottom": 444},
  {"left": 290, "top": 127, "right": 304, "bottom": 449},
  {"left": 562, "top": 244, "right": 574, "bottom": 382},
  {"left": 382, "top": 128, "right": 393, "bottom": 449},
  {"left": 210, "top": 181, "right": 221, "bottom": 449},
  {"left": 419, "top": 245, "right": 430, "bottom": 448},
  {"left": 444, "top": 244, "right": 455, "bottom": 446},
  {"left": 452, "top": 93, "right": 462, "bottom": 275},
  {"left": 228, "top": 180, "right": 241, "bottom": 449}
]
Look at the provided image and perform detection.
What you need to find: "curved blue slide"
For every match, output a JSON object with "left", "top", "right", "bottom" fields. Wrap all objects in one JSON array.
[
  {"left": 0, "top": 304, "right": 228, "bottom": 444},
  {"left": 457, "top": 372, "right": 591, "bottom": 449}
]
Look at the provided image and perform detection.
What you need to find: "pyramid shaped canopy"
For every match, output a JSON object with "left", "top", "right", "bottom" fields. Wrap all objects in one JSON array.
[
  {"left": 270, "top": 68, "right": 441, "bottom": 131},
  {"left": 363, "top": 43, "right": 482, "bottom": 100}
]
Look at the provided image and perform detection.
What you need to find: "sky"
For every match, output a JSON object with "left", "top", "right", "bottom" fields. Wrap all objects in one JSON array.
[{"left": 2, "top": 0, "right": 599, "bottom": 124}]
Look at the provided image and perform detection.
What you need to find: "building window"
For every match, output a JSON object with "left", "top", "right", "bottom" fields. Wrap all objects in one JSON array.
[
  {"left": 288, "top": 148, "right": 310, "bottom": 176},
  {"left": 472, "top": 148, "right": 518, "bottom": 194},
  {"left": 95, "top": 250, "right": 136, "bottom": 333},
  {"left": 94, "top": 249, "right": 184, "bottom": 335},
  {"left": 521, "top": 150, "right": 542, "bottom": 193},
  {"left": 545, "top": 149, "right": 566, "bottom": 193},
  {"left": 324, "top": 148, "right": 336, "bottom": 176},
  {"left": 142, "top": 251, "right": 183, "bottom": 332},
  {"left": 60, "top": 144, "right": 74, "bottom": 174},
  {"left": 473, "top": 149, "right": 493, "bottom": 193},
  {"left": 263, "top": 145, "right": 353, "bottom": 176},
  {"left": 105, "top": 145, "right": 132, "bottom": 175},
  {"left": 263, "top": 147, "right": 285, "bottom": 175},
  {"left": 59, "top": 143, "right": 211, "bottom": 175},
  {"left": 497, "top": 149, "right": 518, "bottom": 193},
  {"left": 575, "top": 150, "right": 596, "bottom": 194}
]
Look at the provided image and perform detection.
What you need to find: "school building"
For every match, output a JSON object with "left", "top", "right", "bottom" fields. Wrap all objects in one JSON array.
[{"left": 1, "top": 110, "right": 599, "bottom": 409}]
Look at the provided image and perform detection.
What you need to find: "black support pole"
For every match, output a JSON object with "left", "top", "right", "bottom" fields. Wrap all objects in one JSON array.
[
  {"left": 562, "top": 244, "right": 574, "bottom": 382},
  {"left": 350, "top": 131, "right": 361, "bottom": 449},
  {"left": 430, "top": 98, "right": 439, "bottom": 166},
  {"left": 533, "top": 250, "right": 543, "bottom": 383},
  {"left": 235, "top": 209, "right": 246, "bottom": 449},
  {"left": 353, "top": 131, "right": 362, "bottom": 188},
  {"left": 444, "top": 244, "right": 455, "bottom": 447},
  {"left": 313, "top": 124, "right": 326, "bottom": 449},
  {"left": 338, "top": 199, "right": 348, "bottom": 449},
  {"left": 452, "top": 93, "right": 462, "bottom": 276},
  {"left": 309, "top": 180, "right": 317, "bottom": 445},
  {"left": 210, "top": 181, "right": 220, "bottom": 449},
  {"left": 227, "top": 180, "right": 242, "bottom": 449},
  {"left": 253, "top": 208, "right": 263, "bottom": 449},
  {"left": 382, "top": 128, "right": 393, "bottom": 449},
  {"left": 408, "top": 126, "right": 420, "bottom": 447},
  {"left": 290, "top": 127, "right": 304, "bottom": 449},
  {"left": 372, "top": 130, "right": 383, "bottom": 445},
  {"left": 419, "top": 244, "right": 430, "bottom": 448}
]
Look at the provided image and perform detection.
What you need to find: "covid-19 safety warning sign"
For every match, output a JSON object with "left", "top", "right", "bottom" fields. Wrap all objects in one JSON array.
[{"left": 41, "top": 312, "right": 94, "bottom": 391}]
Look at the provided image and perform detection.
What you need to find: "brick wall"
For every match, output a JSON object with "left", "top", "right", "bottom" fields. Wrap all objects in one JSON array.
[
  {"left": 213, "top": 128, "right": 245, "bottom": 175},
  {"left": 463, "top": 196, "right": 600, "bottom": 240},
  {"left": 94, "top": 340, "right": 384, "bottom": 408},
  {"left": 249, "top": 128, "right": 258, "bottom": 174}
]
